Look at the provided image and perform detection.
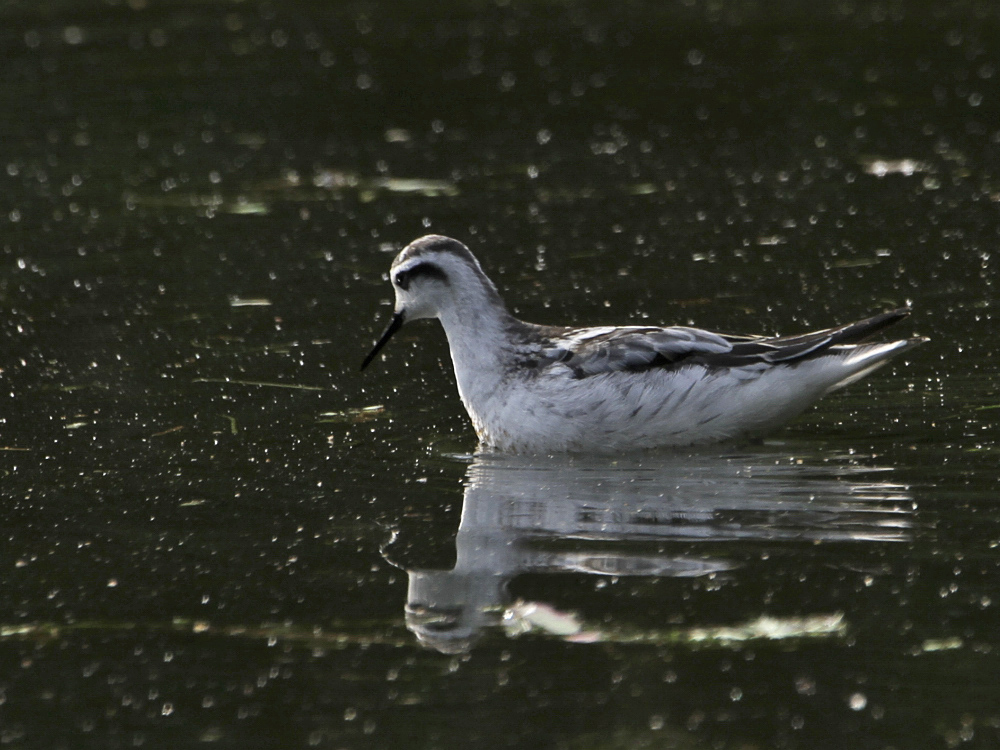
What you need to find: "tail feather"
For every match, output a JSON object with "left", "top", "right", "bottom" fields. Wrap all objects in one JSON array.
[
  {"left": 825, "top": 335, "right": 928, "bottom": 392},
  {"left": 779, "top": 308, "right": 913, "bottom": 348},
  {"left": 713, "top": 308, "right": 923, "bottom": 368}
]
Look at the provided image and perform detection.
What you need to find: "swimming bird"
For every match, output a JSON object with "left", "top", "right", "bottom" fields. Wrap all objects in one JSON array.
[{"left": 361, "top": 235, "right": 926, "bottom": 452}]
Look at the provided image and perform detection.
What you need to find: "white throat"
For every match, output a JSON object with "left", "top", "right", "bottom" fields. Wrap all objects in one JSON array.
[{"left": 434, "top": 291, "right": 518, "bottom": 422}]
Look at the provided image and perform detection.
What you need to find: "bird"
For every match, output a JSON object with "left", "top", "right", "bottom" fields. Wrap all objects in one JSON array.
[{"left": 361, "top": 235, "right": 927, "bottom": 453}]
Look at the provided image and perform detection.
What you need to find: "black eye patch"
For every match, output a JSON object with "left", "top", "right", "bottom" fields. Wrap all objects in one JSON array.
[{"left": 394, "top": 262, "right": 450, "bottom": 290}]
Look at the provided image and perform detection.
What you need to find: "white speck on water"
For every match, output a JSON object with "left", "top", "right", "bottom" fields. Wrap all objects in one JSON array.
[{"left": 63, "top": 26, "right": 85, "bottom": 45}]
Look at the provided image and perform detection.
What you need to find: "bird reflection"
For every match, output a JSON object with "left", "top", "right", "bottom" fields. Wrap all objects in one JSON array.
[{"left": 384, "top": 449, "right": 913, "bottom": 653}]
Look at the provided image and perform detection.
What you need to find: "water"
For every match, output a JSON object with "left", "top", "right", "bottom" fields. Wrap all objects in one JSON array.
[{"left": 1, "top": 1, "right": 998, "bottom": 747}]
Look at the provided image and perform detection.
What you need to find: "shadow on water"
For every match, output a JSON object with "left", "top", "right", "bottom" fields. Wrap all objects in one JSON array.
[{"left": 386, "top": 449, "right": 913, "bottom": 653}]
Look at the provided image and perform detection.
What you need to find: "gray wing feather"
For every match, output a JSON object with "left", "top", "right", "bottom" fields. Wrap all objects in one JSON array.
[
  {"left": 550, "top": 326, "right": 733, "bottom": 378},
  {"left": 530, "top": 309, "right": 912, "bottom": 379}
]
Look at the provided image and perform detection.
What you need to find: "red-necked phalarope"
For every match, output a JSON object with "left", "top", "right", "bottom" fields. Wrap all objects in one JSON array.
[{"left": 361, "top": 235, "right": 927, "bottom": 452}]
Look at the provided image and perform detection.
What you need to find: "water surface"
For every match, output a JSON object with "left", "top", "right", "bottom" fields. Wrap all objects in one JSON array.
[{"left": 1, "top": 1, "right": 998, "bottom": 748}]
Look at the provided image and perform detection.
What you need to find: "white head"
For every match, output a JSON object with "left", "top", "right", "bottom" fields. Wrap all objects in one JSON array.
[{"left": 361, "top": 235, "right": 508, "bottom": 370}]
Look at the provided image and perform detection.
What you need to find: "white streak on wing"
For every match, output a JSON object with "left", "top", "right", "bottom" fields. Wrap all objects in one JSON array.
[
  {"left": 825, "top": 339, "right": 918, "bottom": 392},
  {"left": 568, "top": 326, "right": 642, "bottom": 342}
]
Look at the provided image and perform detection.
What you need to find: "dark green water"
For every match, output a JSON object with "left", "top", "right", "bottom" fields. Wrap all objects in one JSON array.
[{"left": 1, "top": 1, "right": 998, "bottom": 748}]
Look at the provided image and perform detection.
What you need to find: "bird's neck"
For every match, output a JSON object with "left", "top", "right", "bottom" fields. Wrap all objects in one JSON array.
[
  {"left": 438, "top": 296, "right": 521, "bottom": 412},
  {"left": 439, "top": 297, "right": 517, "bottom": 367}
]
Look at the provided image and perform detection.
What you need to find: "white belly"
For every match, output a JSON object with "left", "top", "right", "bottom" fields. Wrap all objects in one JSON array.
[{"left": 464, "top": 363, "right": 835, "bottom": 453}]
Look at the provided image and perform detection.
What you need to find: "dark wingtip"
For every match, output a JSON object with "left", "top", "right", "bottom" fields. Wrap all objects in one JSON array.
[
  {"left": 841, "top": 307, "right": 915, "bottom": 343},
  {"left": 874, "top": 307, "right": 912, "bottom": 324}
]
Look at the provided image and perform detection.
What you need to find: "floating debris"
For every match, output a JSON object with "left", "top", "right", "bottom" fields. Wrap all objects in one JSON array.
[
  {"left": 830, "top": 257, "right": 881, "bottom": 268},
  {"left": 504, "top": 601, "right": 586, "bottom": 638},
  {"left": 312, "top": 170, "right": 359, "bottom": 189},
  {"left": 0, "top": 618, "right": 414, "bottom": 648},
  {"left": 193, "top": 378, "right": 330, "bottom": 392},
  {"left": 1, "top": 624, "right": 49, "bottom": 638},
  {"left": 385, "top": 128, "right": 412, "bottom": 143},
  {"left": 199, "top": 728, "right": 225, "bottom": 744},
  {"left": 150, "top": 425, "right": 184, "bottom": 437},
  {"left": 756, "top": 235, "right": 786, "bottom": 246},
  {"left": 123, "top": 192, "right": 271, "bottom": 215},
  {"left": 226, "top": 199, "right": 269, "bottom": 215},
  {"left": 502, "top": 603, "right": 846, "bottom": 647},
  {"left": 127, "top": 167, "right": 458, "bottom": 216},
  {"left": 920, "top": 637, "right": 963, "bottom": 652},
  {"left": 627, "top": 183, "right": 658, "bottom": 195},
  {"left": 683, "top": 613, "right": 846, "bottom": 644},
  {"left": 313, "top": 170, "right": 458, "bottom": 197},
  {"left": 860, "top": 156, "right": 930, "bottom": 177},
  {"left": 374, "top": 177, "right": 458, "bottom": 196},
  {"left": 667, "top": 297, "right": 714, "bottom": 308},
  {"left": 317, "top": 405, "right": 386, "bottom": 424},
  {"left": 232, "top": 133, "right": 266, "bottom": 149},
  {"left": 228, "top": 296, "right": 272, "bottom": 307}
]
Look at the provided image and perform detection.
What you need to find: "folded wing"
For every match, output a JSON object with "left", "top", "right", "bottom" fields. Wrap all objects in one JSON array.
[{"left": 545, "top": 309, "right": 912, "bottom": 379}]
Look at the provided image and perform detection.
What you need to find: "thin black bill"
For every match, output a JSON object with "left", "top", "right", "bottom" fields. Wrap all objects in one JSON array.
[{"left": 360, "top": 311, "right": 405, "bottom": 370}]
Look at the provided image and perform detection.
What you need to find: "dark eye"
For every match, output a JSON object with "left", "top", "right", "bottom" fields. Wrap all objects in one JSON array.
[{"left": 394, "top": 262, "right": 449, "bottom": 290}]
